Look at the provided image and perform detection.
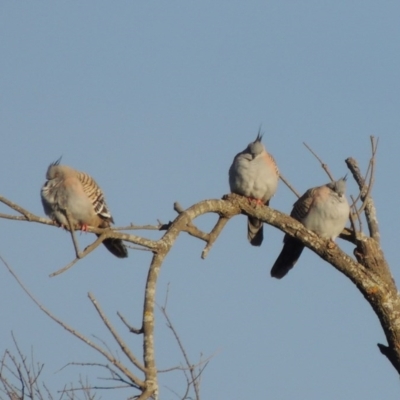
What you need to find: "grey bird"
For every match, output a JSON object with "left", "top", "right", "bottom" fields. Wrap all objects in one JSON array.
[
  {"left": 229, "top": 131, "right": 279, "bottom": 246},
  {"left": 271, "top": 177, "right": 349, "bottom": 279},
  {"left": 41, "top": 159, "right": 128, "bottom": 258}
]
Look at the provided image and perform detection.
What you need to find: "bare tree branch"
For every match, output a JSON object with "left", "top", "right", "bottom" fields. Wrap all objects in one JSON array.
[
  {"left": 158, "top": 302, "right": 209, "bottom": 400},
  {"left": 345, "top": 147, "right": 380, "bottom": 241},
  {"left": 117, "top": 312, "right": 143, "bottom": 335},
  {"left": 279, "top": 173, "right": 301, "bottom": 198},
  {"left": 303, "top": 142, "right": 335, "bottom": 181},
  {"left": 350, "top": 137, "right": 377, "bottom": 220},
  {"left": 0, "top": 255, "right": 145, "bottom": 393},
  {"left": 1, "top": 137, "right": 399, "bottom": 397},
  {"left": 173, "top": 202, "right": 231, "bottom": 259},
  {"left": 88, "top": 293, "right": 145, "bottom": 373},
  {"left": 201, "top": 216, "right": 229, "bottom": 259},
  {"left": 0, "top": 333, "right": 66, "bottom": 400}
]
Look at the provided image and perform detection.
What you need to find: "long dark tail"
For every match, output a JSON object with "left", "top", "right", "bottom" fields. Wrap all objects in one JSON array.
[
  {"left": 248, "top": 217, "right": 263, "bottom": 246},
  {"left": 270, "top": 236, "right": 304, "bottom": 279},
  {"left": 98, "top": 235, "right": 128, "bottom": 258}
]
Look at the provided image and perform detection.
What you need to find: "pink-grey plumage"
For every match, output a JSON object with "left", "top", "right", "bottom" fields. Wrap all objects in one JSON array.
[
  {"left": 270, "top": 177, "right": 349, "bottom": 279},
  {"left": 41, "top": 159, "right": 128, "bottom": 258},
  {"left": 229, "top": 132, "right": 279, "bottom": 246}
]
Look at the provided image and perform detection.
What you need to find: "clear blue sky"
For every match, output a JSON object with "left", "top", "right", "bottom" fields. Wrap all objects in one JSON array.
[{"left": 1, "top": 2, "right": 400, "bottom": 399}]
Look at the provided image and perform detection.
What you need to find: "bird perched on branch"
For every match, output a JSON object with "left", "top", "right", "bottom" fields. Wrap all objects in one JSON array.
[
  {"left": 270, "top": 177, "right": 349, "bottom": 279},
  {"left": 41, "top": 158, "right": 128, "bottom": 258},
  {"left": 229, "top": 131, "right": 279, "bottom": 246}
]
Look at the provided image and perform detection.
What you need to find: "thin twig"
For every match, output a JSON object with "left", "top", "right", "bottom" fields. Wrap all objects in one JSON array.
[
  {"left": 303, "top": 142, "right": 335, "bottom": 181},
  {"left": 345, "top": 137, "right": 380, "bottom": 241},
  {"left": 158, "top": 302, "right": 209, "bottom": 400},
  {"left": 49, "top": 258, "right": 81, "bottom": 278},
  {"left": 88, "top": 292, "right": 146, "bottom": 373},
  {"left": 49, "top": 233, "right": 115, "bottom": 277},
  {"left": 65, "top": 210, "right": 82, "bottom": 258},
  {"left": 350, "top": 195, "right": 362, "bottom": 233},
  {"left": 117, "top": 312, "right": 143, "bottom": 335},
  {"left": 201, "top": 216, "right": 229, "bottom": 259},
  {"left": 347, "top": 201, "right": 358, "bottom": 241},
  {"left": 113, "top": 223, "right": 168, "bottom": 231},
  {"left": 0, "top": 196, "right": 35, "bottom": 221},
  {"left": 125, "top": 245, "right": 152, "bottom": 252},
  {"left": 354, "top": 137, "right": 377, "bottom": 217},
  {"left": 279, "top": 173, "right": 301, "bottom": 198},
  {"left": 59, "top": 362, "right": 134, "bottom": 393}
]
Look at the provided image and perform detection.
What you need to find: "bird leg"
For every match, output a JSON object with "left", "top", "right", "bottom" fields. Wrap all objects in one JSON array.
[
  {"left": 51, "top": 218, "right": 66, "bottom": 229},
  {"left": 80, "top": 223, "right": 89, "bottom": 232},
  {"left": 247, "top": 197, "right": 264, "bottom": 206}
]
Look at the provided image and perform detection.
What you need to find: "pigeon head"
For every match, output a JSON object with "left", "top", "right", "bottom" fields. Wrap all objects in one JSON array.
[
  {"left": 327, "top": 176, "right": 347, "bottom": 197},
  {"left": 246, "top": 130, "right": 265, "bottom": 158}
]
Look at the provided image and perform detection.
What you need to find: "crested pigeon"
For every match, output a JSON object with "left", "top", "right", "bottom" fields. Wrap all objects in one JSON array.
[
  {"left": 41, "top": 159, "right": 128, "bottom": 258},
  {"left": 229, "top": 131, "right": 279, "bottom": 246},
  {"left": 270, "top": 177, "right": 349, "bottom": 279}
]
